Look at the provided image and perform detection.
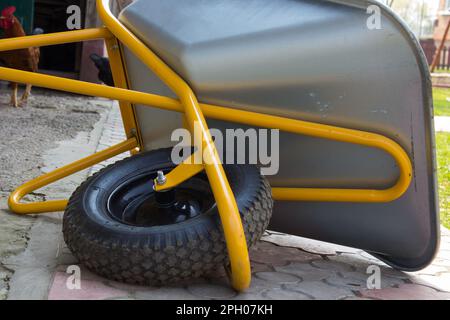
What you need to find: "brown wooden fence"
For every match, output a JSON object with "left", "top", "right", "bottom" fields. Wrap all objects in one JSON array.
[
  {"left": 419, "top": 39, "right": 450, "bottom": 71},
  {"left": 420, "top": 39, "right": 437, "bottom": 68},
  {"left": 434, "top": 47, "right": 450, "bottom": 70}
]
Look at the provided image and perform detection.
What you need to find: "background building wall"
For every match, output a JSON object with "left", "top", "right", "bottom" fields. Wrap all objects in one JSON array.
[{"left": 434, "top": 0, "right": 450, "bottom": 41}]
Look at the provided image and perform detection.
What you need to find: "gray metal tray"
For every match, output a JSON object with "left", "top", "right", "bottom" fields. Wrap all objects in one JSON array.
[{"left": 119, "top": 0, "right": 439, "bottom": 270}]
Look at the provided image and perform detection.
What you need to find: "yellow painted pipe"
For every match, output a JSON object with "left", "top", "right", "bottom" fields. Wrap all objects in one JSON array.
[
  {"left": 200, "top": 103, "right": 413, "bottom": 202},
  {"left": 0, "top": 3, "right": 412, "bottom": 204},
  {"left": 0, "top": 66, "right": 412, "bottom": 203},
  {"left": 96, "top": 0, "right": 251, "bottom": 292},
  {"left": 154, "top": 152, "right": 204, "bottom": 191},
  {"left": 8, "top": 138, "right": 137, "bottom": 214},
  {"left": 104, "top": 35, "right": 141, "bottom": 149},
  {"left": 0, "top": 67, "right": 181, "bottom": 111},
  {"left": 0, "top": 28, "right": 111, "bottom": 52},
  {"left": 0, "top": 1, "right": 414, "bottom": 292}
]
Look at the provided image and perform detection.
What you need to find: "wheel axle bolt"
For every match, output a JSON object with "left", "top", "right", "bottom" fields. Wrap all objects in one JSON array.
[{"left": 156, "top": 170, "right": 167, "bottom": 185}]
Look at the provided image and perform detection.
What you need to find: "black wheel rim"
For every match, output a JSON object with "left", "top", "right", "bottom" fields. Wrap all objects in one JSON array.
[{"left": 107, "top": 169, "right": 215, "bottom": 227}]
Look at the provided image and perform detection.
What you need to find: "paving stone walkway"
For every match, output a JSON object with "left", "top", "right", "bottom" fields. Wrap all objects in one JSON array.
[
  {"left": 39, "top": 104, "right": 450, "bottom": 300},
  {"left": 48, "top": 228, "right": 450, "bottom": 300}
]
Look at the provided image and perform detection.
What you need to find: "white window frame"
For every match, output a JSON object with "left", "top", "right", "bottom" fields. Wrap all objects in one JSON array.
[
  {"left": 445, "top": 0, "right": 450, "bottom": 10},
  {"left": 440, "top": 0, "right": 450, "bottom": 15}
]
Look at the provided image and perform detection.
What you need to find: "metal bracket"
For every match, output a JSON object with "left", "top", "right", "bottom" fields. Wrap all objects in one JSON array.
[{"left": 154, "top": 151, "right": 204, "bottom": 192}]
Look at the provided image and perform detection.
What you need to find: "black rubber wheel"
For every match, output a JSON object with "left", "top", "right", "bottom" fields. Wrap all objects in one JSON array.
[{"left": 63, "top": 148, "right": 273, "bottom": 285}]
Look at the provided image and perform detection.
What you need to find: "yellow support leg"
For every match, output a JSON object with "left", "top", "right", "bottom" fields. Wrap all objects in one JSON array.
[
  {"left": 154, "top": 152, "right": 204, "bottom": 191},
  {"left": 8, "top": 138, "right": 138, "bottom": 214},
  {"left": 97, "top": 0, "right": 251, "bottom": 291},
  {"left": 105, "top": 36, "right": 142, "bottom": 152}
]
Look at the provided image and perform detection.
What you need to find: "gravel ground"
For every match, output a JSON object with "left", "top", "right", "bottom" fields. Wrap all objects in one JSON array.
[
  {"left": 0, "top": 87, "right": 104, "bottom": 193},
  {"left": 0, "top": 84, "right": 106, "bottom": 299}
]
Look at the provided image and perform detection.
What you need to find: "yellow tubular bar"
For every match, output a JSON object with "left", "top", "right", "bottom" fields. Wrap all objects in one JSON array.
[
  {"left": 104, "top": 36, "right": 141, "bottom": 151},
  {"left": 158, "top": 103, "right": 412, "bottom": 202},
  {"left": 200, "top": 104, "right": 413, "bottom": 202},
  {"left": 0, "top": 67, "right": 181, "bottom": 110},
  {"left": 96, "top": 0, "right": 251, "bottom": 291},
  {"left": 0, "top": 66, "right": 413, "bottom": 202},
  {"left": 154, "top": 152, "right": 204, "bottom": 191},
  {"left": 0, "top": 67, "right": 413, "bottom": 202},
  {"left": 8, "top": 138, "right": 138, "bottom": 214},
  {"left": 0, "top": 28, "right": 111, "bottom": 51},
  {"left": 0, "top": 0, "right": 414, "bottom": 292}
]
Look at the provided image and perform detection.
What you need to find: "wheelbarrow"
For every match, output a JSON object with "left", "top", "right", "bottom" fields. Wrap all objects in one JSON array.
[{"left": 0, "top": 0, "right": 439, "bottom": 292}]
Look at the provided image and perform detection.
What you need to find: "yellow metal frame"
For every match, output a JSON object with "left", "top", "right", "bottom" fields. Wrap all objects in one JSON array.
[{"left": 0, "top": 0, "right": 413, "bottom": 292}]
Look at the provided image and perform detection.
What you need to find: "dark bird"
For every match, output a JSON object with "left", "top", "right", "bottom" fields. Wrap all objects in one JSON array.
[{"left": 90, "top": 53, "right": 114, "bottom": 86}]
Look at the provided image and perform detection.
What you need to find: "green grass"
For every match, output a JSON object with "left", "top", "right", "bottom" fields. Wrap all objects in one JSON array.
[
  {"left": 437, "top": 132, "right": 450, "bottom": 229},
  {"left": 432, "top": 68, "right": 450, "bottom": 74},
  {"left": 432, "top": 87, "right": 450, "bottom": 116},
  {"left": 433, "top": 87, "right": 450, "bottom": 228}
]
